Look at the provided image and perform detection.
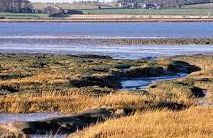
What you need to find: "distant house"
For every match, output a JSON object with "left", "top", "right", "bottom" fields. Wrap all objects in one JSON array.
[
  {"left": 117, "top": 0, "right": 197, "bottom": 9},
  {"left": 142, "top": 3, "right": 160, "bottom": 9},
  {"left": 117, "top": 1, "right": 138, "bottom": 8},
  {"left": 117, "top": 0, "right": 160, "bottom": 9},
  {"left": 45, "top": 5, "right": 65, "bottom": 17},
  {"left": 32, "top": 9, "right": 45, "bottom": 13},
  {"left": 45, "top": 5, "right": 83, "bottom": 17},
  {"left": 144, "top": 0, "right": 185, "bottom": 8}
]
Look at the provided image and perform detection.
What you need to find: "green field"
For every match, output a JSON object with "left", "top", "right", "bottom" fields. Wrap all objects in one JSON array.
[
  {"left": 81, "top": 8, "right": 213, "bottom": 16},
  {"left": 32, "top": 2, "right": 115, "bottom": 10},
  {"left": 183, "top": 3, "right": 213, "bottom": 8},
  {"left": 0, "top": 12, "right": 48, "bottom": 19}
]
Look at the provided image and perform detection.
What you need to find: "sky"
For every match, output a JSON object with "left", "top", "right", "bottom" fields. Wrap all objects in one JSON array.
[{"left": 29, "top": 0, "right": 115, "bottom": 3}]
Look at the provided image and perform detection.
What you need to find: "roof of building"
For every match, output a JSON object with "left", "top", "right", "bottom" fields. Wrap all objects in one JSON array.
[{"left": 45, "top": 4, "right": 63, "bottom": 14}]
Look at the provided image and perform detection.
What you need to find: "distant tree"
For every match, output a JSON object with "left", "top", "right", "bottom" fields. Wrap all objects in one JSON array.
[
  {"left": 144, "top": 0, "right": 185, "bottom": 8},
  {"left": 117, "top": 0, "right": 212, "bottom": 9},
  {"left": 0, "top": 0, "right": 9, "bottom": 11},
  {"left": 0, "top": 0, "right": 33, "bottom": 13}
]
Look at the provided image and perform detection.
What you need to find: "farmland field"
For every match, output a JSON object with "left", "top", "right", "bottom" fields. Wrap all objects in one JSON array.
[
  {"left": 81, "top": 8, "right": 213, "bottom": 15},
  {"left": 32, "top": 2, "right": 115, "bottom": 10},
  {"left": 183, "top": 3, "right": 213, "bottom": 8},
  {"left": 0, "top": 12, "right": 48, "bottom": 19}
]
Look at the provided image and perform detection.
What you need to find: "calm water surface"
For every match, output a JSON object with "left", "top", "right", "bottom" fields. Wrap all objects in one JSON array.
[
  {"left": 0, "top": 22, "right": 212, "bottom": 38},
  {"left": 0, "top": 112, "right": 68, "bottom": 124}
]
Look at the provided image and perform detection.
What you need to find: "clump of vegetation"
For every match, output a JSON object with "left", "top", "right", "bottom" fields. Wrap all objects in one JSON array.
[
  {"left": 74, "top": 107, "right": 213, "bottom": 138},
  {"left": 0, "top": 54, "right": 211, "bottom": 114}
]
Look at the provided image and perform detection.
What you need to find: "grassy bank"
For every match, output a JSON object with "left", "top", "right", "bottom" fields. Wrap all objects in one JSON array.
[{"left": 74, "top": 107, "right": 213, "bottom": 138}]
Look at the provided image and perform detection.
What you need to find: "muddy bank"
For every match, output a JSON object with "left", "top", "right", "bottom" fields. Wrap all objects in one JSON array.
[
  {"left": 2, "top": 37, "right": 212, "bottom": 45},
  {"left": 104, "top": 38, "right": 213, "bottom": 45},
  {"left": 69, "top": 74, "right": 122, "bottom": 89},
  {"left": 69, "top": 60, "right": 201, "bottom": 89}
]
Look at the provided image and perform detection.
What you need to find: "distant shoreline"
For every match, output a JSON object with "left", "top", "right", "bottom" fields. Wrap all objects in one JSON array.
[
  {"left": 0, "top": 19, "right": 212, "bottom": 23},
  {"left": 104, "top": 38, "right": 213, "bottom": 45},
  {"left": 0, "top": 14, "right": 213, "bottom": 23},
  {"left": 1, "top": 37, "right": 212, "bottom": 45}
]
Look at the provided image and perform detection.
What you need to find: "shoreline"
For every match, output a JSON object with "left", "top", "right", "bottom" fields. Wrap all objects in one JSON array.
[
  {"left": 0, "top": 37, "right": 212, "bottom": 45},
  {"left": 0, "top": 19, "right": 212, "bottom": 23},
  {"left": 0, "top": 14, "right": 213, "bottom": 23}
]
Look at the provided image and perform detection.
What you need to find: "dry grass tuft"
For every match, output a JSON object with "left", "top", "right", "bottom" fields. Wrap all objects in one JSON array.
[{"left": 75, "top": 107, "right": 213, "bottom": 138}]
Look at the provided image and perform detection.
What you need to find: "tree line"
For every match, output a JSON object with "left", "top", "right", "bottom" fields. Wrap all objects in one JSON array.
[
  {"left": 0, "top": 0, "right": 32, "bottom": 13},
  {"left": 119, "top": 0, "right": 211, "bottom": 8}
]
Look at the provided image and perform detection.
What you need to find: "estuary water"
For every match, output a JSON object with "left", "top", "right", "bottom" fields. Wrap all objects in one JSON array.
[
  {"left": 0, "top": 112, "right": 68, "bottom": 124},
  {"left": 0, "top": 22, "right": 213, "bottom": 38},
  {"left": 1, "top": 43, "right": 213, "bottom": 59},
  {"left": 0, "top": 22, "right": 213, "bottom": 59},
  {"left": 121, "top": 73, "right": 187, "bottom": 90}
]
